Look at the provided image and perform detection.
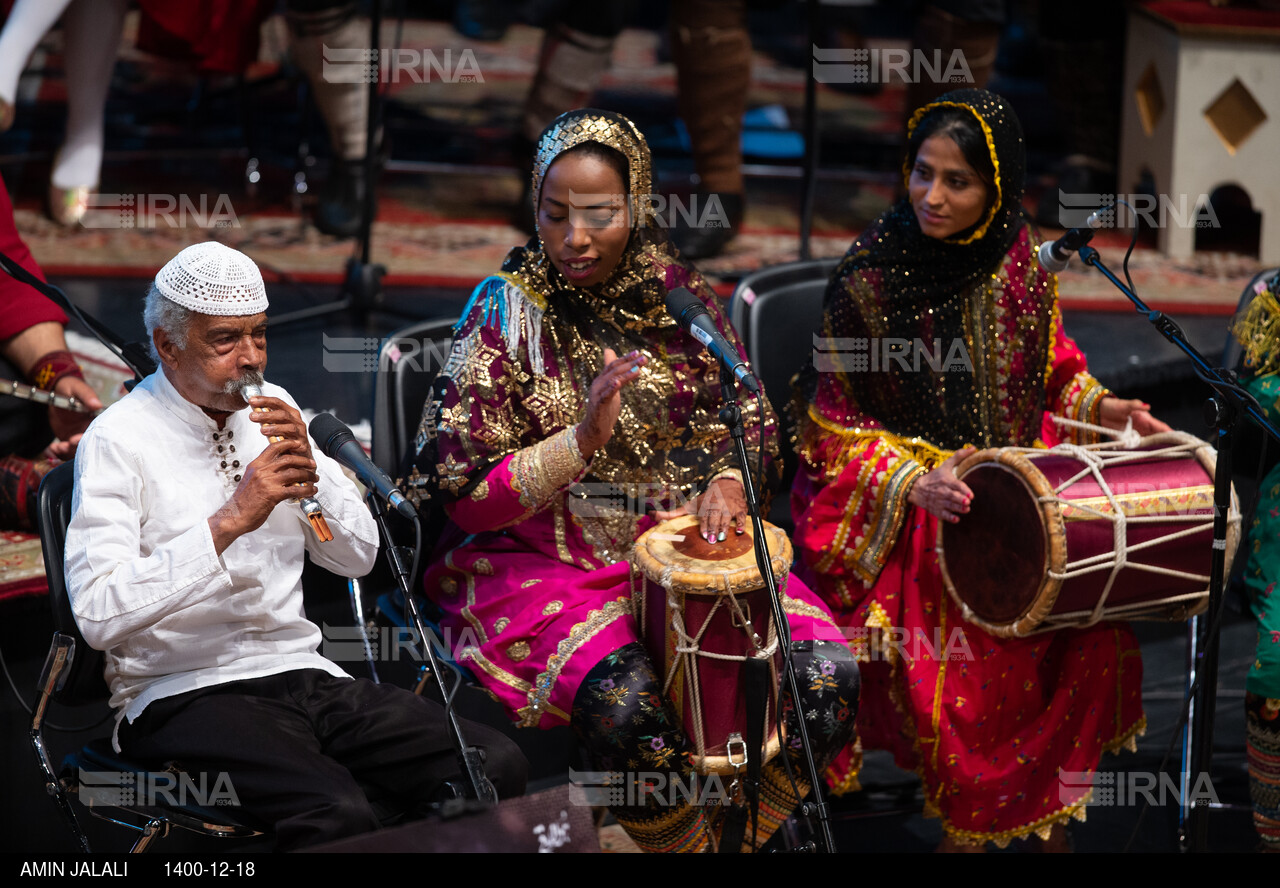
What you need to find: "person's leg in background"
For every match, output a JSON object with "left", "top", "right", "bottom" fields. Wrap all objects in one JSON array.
[
  {"left": 0, "top": 0, "right": 129, "bottom": 226},
  {"left": 1033, "top": 0, "right": 1125, "bottom": 227},
  {"left": 0, "top": 0, "right": 74, "bottom": 132},
  {"left": 512, "top": 0, "right": 635, "bottom": 233},
  {"left": 49, "top": 0, "right": 128, "bottom": 226},
  {"left": 668, "top": 0, "right": 750, "bottom": 260},
  {"left": 287, "top": 0, "right": 373, "bottom": 238},
  {"left": 905, "top": 0, "right": 1002, "bottom": 118}
]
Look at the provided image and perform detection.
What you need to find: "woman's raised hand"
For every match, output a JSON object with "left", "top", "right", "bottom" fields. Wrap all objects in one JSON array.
[{"left": 575, "top": 347, "right": 647, "bottom": 459}]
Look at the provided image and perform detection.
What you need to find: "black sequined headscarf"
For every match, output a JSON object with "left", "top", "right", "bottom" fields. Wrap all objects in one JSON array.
[{"left": 815, "top": 88, "right": 1032, "bottom": 450}]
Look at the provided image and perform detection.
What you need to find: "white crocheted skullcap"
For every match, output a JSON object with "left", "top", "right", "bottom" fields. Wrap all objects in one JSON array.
[{"left": 154, "top": 241, "right": 268, "bottom": 316}]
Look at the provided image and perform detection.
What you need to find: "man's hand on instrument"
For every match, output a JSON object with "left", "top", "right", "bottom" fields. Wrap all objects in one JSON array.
[
  {"left": 653, "top": 477, "right": 748, "bottom": 544},
  {"left": 575, "top": 348, "right": 647, "bottom": 459},
  {"left": 44, "top": 434, "right": 82, "bottom": 462},
  {"left": 247, "top": 394, "right": 314, "bottom": 459},
  {"left": 908, "top": 447, "right": 976, "bottom": 524},
  {"left": 1100, "top": 396, "right": 1171, "bottom": 436},
  {"left": 209, "top": 440, "right": 319, "bottom": 554}
]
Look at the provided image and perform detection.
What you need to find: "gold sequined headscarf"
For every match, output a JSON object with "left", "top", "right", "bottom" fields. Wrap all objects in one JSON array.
[
  {"left": 530, "top": 109, "right": 655, "bottom": 239},
  {"left": 506, "top": 107, "right": 674, "bottom": 309},
  {"left": 485, "top": 109, "right": 767, "bottom": 496},
  {"left": 1232, "top": 271, "right": 1280, "bottom": 376}
]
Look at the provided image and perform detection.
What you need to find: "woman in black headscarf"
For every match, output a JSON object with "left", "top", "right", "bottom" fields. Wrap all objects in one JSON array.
[{"left": 791, "top": 89, "right": 1166, "bottom": 849}]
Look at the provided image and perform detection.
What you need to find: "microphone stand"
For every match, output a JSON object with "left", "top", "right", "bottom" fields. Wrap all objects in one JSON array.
[
  {"left": 363, "top": 492, "right": 498, "bottom": 806},
  {"left": 268, "top": 1, "right": 416, "bottom": 329},
  {"left": 1076, "top": 244, "right": 1278, "bottom": 852},
  {"left": 0, "top": 247, "right": 155, "bottom": 385},
  {"left": 716, "top": 371, "right": 835, "bottom": 853}
]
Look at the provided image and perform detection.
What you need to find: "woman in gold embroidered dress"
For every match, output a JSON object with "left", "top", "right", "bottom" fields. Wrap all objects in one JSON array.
[
  {"left": 790, "top": 89, "right": 1167, "bottom": 850},
  {"left": 407, "top": 109, "right": 858, "bottom": 852}
]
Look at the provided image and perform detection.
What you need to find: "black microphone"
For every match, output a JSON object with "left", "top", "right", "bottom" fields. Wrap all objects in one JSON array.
[
  {"left": 664, "top": 287, "right": 760, "bottom": 393},
  {"left": 309, "top": 413, "right": 417, "bottom": 520},
  {"left": 1037, "top": 208, "right": 1106, "bottom": 273}
]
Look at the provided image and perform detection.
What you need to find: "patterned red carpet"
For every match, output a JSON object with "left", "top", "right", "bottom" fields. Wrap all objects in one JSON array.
[{"left": 0, "top": 17, "right": 1265, "bottom": 311}]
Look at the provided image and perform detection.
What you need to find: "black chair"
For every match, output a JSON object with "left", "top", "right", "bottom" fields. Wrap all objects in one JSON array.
[
  {"left": 371, "top": 317, "right": 459, "bottom": 475},
  {"left": 30, "top": 461, "right": 266, "bottom": 853},
  {"left": 367, "top": 314, "right": 458, "bottom": 610},
  {"left": 366, "top": 316, "right": 476, "bottom": 679},
  {"left": 728, "top": 257, "right": 839, "bottom": 529},
  {"left": 320, "top": 317, "right": 456, "bottom": 685}
]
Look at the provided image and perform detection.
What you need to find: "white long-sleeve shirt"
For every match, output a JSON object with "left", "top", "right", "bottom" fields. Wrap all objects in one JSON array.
[{"left": 65, "top": 370, "right": 379, "bottom": 749}]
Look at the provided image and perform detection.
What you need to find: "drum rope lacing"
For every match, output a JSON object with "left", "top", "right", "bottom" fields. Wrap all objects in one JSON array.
[
  {"left": 640, "top": 527, "right": 788, "bottom": 764},
  {"left": 1000, "top": 425, "right": 1233, "bottom": 628},
  {"left": 1050, "top": 414, "right": 1144, "bottom": 449}
]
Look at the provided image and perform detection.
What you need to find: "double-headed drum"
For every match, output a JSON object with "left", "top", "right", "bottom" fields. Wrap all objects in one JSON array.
[
  {"left": 938, "top": 432, "right": 1239, "bottom": 638},
  {"left": 631, "top": 515, "right": 791, "bottom": 775}
]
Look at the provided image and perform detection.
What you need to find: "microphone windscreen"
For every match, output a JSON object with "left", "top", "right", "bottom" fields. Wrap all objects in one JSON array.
[
  {"left": 308, "top": 412, "right": 354, "bottom": 457},
  {"left": 664, "top": 287, "right": 708, "bottom": 328}
]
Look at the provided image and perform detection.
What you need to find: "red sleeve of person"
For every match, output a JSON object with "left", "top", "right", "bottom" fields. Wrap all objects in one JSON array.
[{"left": 0, "top": 170, "right": 63, "bottom": 339}]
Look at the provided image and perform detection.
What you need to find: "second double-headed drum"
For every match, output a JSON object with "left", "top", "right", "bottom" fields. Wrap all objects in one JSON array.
[{"left": 937, "top": 432, "right": 1238, "bottom": 638}]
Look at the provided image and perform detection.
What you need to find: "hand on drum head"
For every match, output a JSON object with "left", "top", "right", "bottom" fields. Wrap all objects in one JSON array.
[
  {"left": 653, "top": 477, "right": 747, "bottom": 544},
  {"left": 908, "top": 447, "right": 975, "bottom": 524},
  {"left": 1100, "top": 396, "right": 1171, "bottom": 436}
]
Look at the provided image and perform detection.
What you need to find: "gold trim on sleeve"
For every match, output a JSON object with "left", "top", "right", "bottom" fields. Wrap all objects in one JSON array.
[{"left": 509, "top": 425, "right": 589, "bottom": 512}]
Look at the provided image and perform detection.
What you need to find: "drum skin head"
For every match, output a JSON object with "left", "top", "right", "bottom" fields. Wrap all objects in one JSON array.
[
  {"left": 669, "top": 523, "right": 755, "bottom": 562},
  {"left": 939, "top": 459, "right": 1054, "bottom": 624},
  {"left": 937, "top": 433, "right": 1236, "bottom": 637},
  {"left": 937, "top": 448, "right": 1067, "bottom": 637},
  {"left": 633, "top": 514, "right": 792, "bottom": 597}
]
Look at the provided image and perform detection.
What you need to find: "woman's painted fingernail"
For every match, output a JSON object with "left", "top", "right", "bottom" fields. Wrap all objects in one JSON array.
[
  {"left": 735, "top": 526, "right": 745, "bottom": 535},
  {"left": 718, "top": 531, "right": 726, "bottom": 542}
]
